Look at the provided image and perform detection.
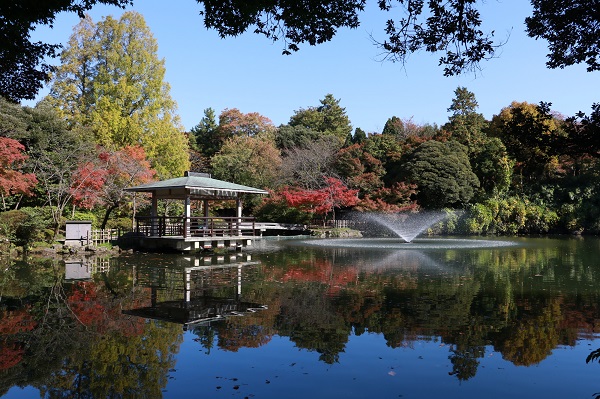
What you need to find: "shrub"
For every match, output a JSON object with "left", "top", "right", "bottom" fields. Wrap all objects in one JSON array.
[
  {"left": 0, "top": 207, "right": 53, "bottom": 250},
  {"left": 463, "top": 203, "right": 493, "bottom": 234},
  {"left": 70, "top": 211, "right": 99, "bottom": 227}
]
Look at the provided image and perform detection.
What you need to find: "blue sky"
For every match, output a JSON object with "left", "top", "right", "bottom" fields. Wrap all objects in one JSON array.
[{"left": 27, "top": 0, "right": 599, "bottom": 134}]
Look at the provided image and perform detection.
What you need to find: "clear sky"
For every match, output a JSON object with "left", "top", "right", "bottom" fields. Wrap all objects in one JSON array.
[{"left": 27, "top": 0, "right": 599, "bottom": 134}]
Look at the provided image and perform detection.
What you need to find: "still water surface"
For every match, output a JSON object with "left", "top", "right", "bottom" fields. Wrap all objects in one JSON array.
[{"left": 2, "top": 236, "right": 600, "bottom": 398}]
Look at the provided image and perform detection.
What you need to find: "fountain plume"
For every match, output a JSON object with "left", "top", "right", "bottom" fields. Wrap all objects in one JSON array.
[{"left": 356, "top": 211, "right": 449, "bottom": 242}]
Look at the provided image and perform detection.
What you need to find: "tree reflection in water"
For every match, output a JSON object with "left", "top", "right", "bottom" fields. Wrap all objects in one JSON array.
[{"left": 1, "top": 237, "right": 600, "bottom": 397}]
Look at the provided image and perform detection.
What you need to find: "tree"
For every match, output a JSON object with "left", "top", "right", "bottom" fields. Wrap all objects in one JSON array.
[
  {"left": 488, "top": 101, "right": 565, "bottom": 183},
  {"left": 352, "top": 127, "right": 367, "bottom": 144},
  {"left": 334, "top": 142, "right": 420, "bottom": 212},
  {"left": 0, "top": 0, "right": 131, "bottom": 102},
  {"left": 382, "top": 116, "right": 404, "bottom": 137},
  {"left": 211, "top": 135, "right": 282, "bottom": 190},
  {"left": 70, "top": 145, "right": 156, "bottom": 228},
  {"left": 281, "top": 177, "right": 358, "bottom": 223},
  {"left": 0, "top": 137, "right": 38, "bottom": 210},
  {"left": 354, "top": 182, "right": 418, "bottom": 213},
  {"left": 199, "top": 0, "right": 496, "bottom": 76},
  {"left": 561, "top": 103, "right": 600, "bottom": 159},
  {"left": 218, "top": 108, "right": 275, "bottom": 138},
  {"left": 190, "top": 107, "right": 219, "bottom": 156},
  {"left": 24, "top": 104, "right": 95, "bottom": 236},
  {"left": 525, "top": 1, "right": 600, "bottom": 72},
  {"left": 288, "top": 94, "right": 352, "bottom": 144},
  {"left": 274, "top": 124, "right": 321, "bottom": 151},
  {"left": 199, "top": 0, "right": 600, "bottom": 76},
  {"left": 197, "top": 1, "right": 600, "bottom": 76},
  {"left": 335, "top": 143, "right": 385, "bottom": 193},
  {"left": 46, "top": 12, "right": 189, "bottom": 178},
  {"left": 191, "top": 108, "right": 275, "bottom": 162},
  {"left": 382, "top": 116, "right": 434, "bottom": 141},
  {"left": 469, "top": 137, "right": 513, "bottom": 199},
  {"left": 279, "top": 137, "right": 340, "bottom": 189},
  {"left": 404, "top": 140, "right": 479, "bottom": 208},
  {"left": 444, "top": 87, "right": 488, "bottom": 150}
]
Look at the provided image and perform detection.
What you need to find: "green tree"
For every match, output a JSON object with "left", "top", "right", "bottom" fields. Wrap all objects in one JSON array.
[
  {"left": 470, "top": 137, "right": 513, "bottom": 199},
  {"left": 444, "top": 87, "right": 488, "bottom": 150},
  {"left": 352, "top": 127, "right": 367, "bottom": 144},
  {"left": 274, "top": 124, "right": 322, "bottom": 150},
  {"left": 47, "top": 12, "right": 189, "bottom": 178},
  {"left": 211, "top": 135, "right": 282, "bottom": 190},
  {"left": 443, "top": 87, "right": 512, "bottom": 199},
  {"left": 0, "top": 0, "right": 131, "bottom": 102},
  {"left": 23, "top": 104, "right": 95, "bottom": 236},
  {"left": 404, "top": 140, "right": 479, "bottom": 208},
  {"left": 190, "top": 107, "right": 219, "bottom": 156},
  {"left": 46, "top": 16, "right": 99, "bottom": 128},
  {"left": 288, "top": 94, "right": 352, "bottom": 144}
]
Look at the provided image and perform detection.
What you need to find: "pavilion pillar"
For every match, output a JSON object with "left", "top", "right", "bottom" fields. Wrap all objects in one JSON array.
[
  {"left": 150, "top": 192, "right": 158, "bottom": 236},
  {"left": 203, "top": 199, "right": 209, "bottom": 228},
  {"left": 203, "top": 199, "right": 209, "bottom": 217},
  {"left": 184, "top": 194, "right": 191, "bottom": 238},
  {"left": 236, "top": 198, "right": 242, "bottom": 236}
]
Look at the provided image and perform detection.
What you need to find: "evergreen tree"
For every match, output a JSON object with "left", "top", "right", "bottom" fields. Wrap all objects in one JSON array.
[
  {"left": 445, "top": 87, "right": 488, "bottom": 150},
  {"left": 404, "top": 140, "right": 480, "bottom": 208},
  {"left": 288, "top": 94, "right": 352, "bottom": 144},
  {"left": 190, "top": 107, "right": 219, "bottom": 156},
  {"left": 353, "top": 127, "right": 367, "bottom": 144}
]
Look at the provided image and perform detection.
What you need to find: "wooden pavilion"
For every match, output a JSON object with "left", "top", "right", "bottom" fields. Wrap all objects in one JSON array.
[{"left": 123, "top": 171, "right": 268, "bottom": 252}]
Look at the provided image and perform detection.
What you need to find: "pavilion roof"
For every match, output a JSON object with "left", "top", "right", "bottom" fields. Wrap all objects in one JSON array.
[{"left": 125, "top": 172, "right": 268, "bottom": 199}]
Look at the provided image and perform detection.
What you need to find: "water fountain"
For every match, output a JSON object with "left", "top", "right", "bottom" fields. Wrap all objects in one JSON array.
[
  {"left": 361, "top": 211, "right": 449, "bottom": 242},
  {"left": 289, "top": 210, "right": 518, "bottom": 250}
]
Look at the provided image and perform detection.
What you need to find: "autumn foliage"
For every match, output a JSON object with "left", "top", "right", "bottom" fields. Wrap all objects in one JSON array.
[
  {"left": 70, "top": 145, "right": 155, "bottom": 210},
  {"left": 0, "top": 137, "right": 37, "bottom": 200},
  {"left": 280, "top": 177, "right": 359, "bottom": 222}
]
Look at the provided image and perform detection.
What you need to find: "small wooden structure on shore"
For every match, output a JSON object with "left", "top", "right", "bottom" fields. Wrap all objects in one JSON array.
[{"left": 123, "top": 171, "right": 268, "bottom": 252}]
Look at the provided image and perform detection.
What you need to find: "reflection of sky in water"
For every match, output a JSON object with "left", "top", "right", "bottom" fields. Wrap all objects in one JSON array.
[
  {"left": 143, "top": 332, "right": 600, "bottom": 399},
  {"left": 4, "top": 332, "right": 600, "bottom": 398}
]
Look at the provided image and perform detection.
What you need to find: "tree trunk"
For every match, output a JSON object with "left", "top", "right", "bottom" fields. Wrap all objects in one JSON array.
[{"left": 101, "top": 204, "right": 118, "bottom": 229}]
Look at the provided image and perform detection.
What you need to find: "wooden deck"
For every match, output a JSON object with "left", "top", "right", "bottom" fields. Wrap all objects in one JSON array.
[
  {"left": 118, "top": 216, "right": 310, "bottom": 252},
  {"left": 124, "top": 216, "right": 257, "bottom": 252}
]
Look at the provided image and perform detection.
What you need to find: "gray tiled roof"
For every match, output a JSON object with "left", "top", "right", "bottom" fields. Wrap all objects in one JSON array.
[{"left": 126, "top": 173, "right": 268, "bottom": 195}]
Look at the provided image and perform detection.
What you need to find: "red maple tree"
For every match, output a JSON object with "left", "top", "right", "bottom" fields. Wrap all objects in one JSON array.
[
  {"left": 70, "top": 145, "right": 155, "bottom": 228},
  {"left": 0, "top": 137, "right": 37, "bottom": 210},
  {"left": 281, "top": 177, "right": 358, "bottom": 223}
]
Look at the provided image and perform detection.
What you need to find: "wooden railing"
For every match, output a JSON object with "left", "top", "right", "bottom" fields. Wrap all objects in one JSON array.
[
  {"left": 90, "top": 228, "right": 121, "bottom": 245},
  {"left": 134, "top": 216, "right": 257, "bottom": 238}
]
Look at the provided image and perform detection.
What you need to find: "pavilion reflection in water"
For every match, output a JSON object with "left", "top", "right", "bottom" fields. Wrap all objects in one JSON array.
[{"left": 123, "top": 254, "right": 267, "bottom": 330}]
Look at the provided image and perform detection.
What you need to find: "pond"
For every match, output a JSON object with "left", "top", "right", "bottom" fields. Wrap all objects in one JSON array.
[{"left": 1, "top": 236, "right": 600, "bottom": 398}]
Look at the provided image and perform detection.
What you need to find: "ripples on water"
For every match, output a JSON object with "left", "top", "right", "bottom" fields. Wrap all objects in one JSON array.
[{"left": 290, "top": 237, "right": 519, "bottom": 250}]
